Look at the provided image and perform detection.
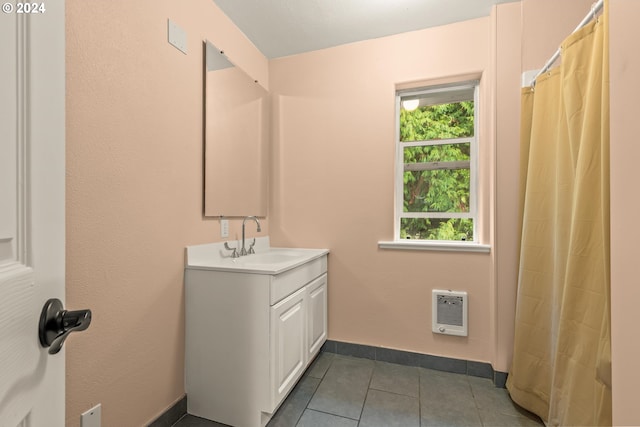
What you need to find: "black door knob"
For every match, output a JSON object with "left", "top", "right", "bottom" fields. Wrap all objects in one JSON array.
[{"left": 38, "top": 298, "right": 92, "bottom": 355}]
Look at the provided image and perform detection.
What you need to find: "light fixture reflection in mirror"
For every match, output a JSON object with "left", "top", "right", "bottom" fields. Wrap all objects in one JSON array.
[{"left": 203, "top": 41, "right": 270, "bottom": 217}]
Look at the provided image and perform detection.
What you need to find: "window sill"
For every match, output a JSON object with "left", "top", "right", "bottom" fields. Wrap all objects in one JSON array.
[{"left": 378, "top": 240, "right": 491, "bottom": 253}]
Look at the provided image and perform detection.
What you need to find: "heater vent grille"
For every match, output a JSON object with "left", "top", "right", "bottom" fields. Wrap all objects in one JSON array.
[{"left": 432, "top": 290, "right": 468, "bottom": 336}]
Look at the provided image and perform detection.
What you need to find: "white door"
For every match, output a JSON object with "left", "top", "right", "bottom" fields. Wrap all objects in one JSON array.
[{"left": 0, "top": 2, "right": 67, "bottom": 427}]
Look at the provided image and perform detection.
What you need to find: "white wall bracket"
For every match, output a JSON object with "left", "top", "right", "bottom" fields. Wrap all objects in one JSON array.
[{"left": 168, "top": 19, "right": 187, "bottom": 54}]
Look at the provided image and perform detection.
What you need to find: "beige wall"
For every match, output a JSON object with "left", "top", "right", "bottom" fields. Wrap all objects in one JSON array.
[
  {"left": 610, "top": 1, "right": 640, "bottom": 425},
  {"left": 65, "top": 1, "right": 268, "bottom": 426}
]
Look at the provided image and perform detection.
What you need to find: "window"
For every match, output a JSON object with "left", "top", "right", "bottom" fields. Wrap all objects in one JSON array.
[{"left": 395, "top": 82, "right": 478, "bottom": 243}]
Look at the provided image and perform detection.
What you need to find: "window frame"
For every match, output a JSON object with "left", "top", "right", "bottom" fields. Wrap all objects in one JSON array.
[{"left": 393, "top": 81, "right": 480, "bottom": 245}]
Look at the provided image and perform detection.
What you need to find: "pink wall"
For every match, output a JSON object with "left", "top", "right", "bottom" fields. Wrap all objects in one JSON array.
[
  {"left": 269, "top": 18, "right": 498, "bottom": 363},
  {"left": 493, "top": 2, "right": 522, "bottom": 373},
  {"left": 521, "top": 0, "right": 595, "bottom": 71},
  {"left": 610, "top": 1, "right": 640, "bottom": 424},
  {"left": 65, "top": 1, "right": 267, "bottom": 426}
]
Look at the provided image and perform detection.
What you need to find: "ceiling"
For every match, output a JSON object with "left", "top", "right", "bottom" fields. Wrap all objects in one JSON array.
[{"left": 213, "top": 0, "right": 519, "bottom": 59}]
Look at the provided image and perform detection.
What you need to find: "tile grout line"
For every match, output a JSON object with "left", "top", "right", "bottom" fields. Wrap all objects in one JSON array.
[
  {"left": 297, "top": 354, "right": 337, "bottom": 427},
  {"left": 467, "top": 375, "right": 485, "bottom": 427},
  {"left": 294, "top": 378, "right": 321, "bottom": 427},
  {"left": 418, "top": 367, "right": 422, "bottom": 427},
  {"left": 367, "top": 385, "right": 419, "bottom": 399},
  {"left": 355, "top": 360, "right": 377, "bottom": 425},
  {"left": 303, "top": 408, "right": 360, "bottom": 423}
]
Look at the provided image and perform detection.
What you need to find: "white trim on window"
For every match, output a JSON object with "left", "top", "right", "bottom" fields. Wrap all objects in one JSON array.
[
  {"left": 401, "top": 137, "right": 474, "bottom": 148},
  {"left": 378, "top": 240, "right": 491, "bottom": 253},
  {"left": 393, "top": 81, "right": 480, "bottom": 243}
]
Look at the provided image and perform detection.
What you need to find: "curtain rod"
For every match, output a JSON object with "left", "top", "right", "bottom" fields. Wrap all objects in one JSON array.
[{"left": 529, "top": 0, "right": 604, "bottom": 87}]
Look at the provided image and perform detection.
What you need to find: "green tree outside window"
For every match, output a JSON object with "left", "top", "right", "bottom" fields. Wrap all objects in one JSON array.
[{"left": 399, "top": 101, "right": 474, "bottom": 241}]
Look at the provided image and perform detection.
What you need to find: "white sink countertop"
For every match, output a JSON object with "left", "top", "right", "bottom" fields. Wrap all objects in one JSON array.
[{"left": 185, "top": 236, "right": 329, "bottom": 275}]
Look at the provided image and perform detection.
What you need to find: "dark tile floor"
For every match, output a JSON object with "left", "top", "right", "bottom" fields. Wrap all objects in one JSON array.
[{"left": 173, "top": 353, "right": 543, "bottom": 427}]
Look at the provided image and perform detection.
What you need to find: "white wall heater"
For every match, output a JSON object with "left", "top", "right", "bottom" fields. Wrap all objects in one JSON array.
[{"left": 432, "top": 289, "right": 468, "bottom": 337}]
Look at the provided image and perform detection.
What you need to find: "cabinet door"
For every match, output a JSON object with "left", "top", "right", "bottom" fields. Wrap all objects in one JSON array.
[
  {"left": 269, "top": 286, "right": 306, "bottom": 412},
  {"left": 307, "top": 274, "right": 328, "bottom": 357}
]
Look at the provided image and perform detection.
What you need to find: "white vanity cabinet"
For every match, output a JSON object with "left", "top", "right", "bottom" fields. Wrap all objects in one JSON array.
[
  {"left": 184, "top": 242, "right": 328, "bottom": 427},
  {"left": 269, "top": 273, "right": 328, "bottom": 411}
]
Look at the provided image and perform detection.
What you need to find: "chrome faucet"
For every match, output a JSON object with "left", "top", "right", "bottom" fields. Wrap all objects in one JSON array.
[{"left": 241, "top": 216, "right": 261, "bottom": 256}]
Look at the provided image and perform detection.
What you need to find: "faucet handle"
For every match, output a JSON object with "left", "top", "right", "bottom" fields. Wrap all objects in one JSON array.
[
  {"left": 248, "top": 238, "right": 256, "bottom": 254},
  {"left": 224, "top": 242, "right": 239, "bottom": 258}
]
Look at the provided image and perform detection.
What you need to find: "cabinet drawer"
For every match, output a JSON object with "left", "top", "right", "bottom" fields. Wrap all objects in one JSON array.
[{"left": 270, "top": 255, "right": 327, "bottom": 306}]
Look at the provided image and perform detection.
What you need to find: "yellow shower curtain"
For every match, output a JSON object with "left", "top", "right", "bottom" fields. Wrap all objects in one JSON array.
[{"left": 507, "top": 2, "right": 611, "bottom": 426}]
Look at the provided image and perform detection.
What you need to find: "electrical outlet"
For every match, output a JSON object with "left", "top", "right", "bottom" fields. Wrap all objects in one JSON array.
[
  {"left": 81, "top": 404, "right": 101, "bottom": 427},
  {"left": 220, "top": 219, "right": 229, "bottom": 238}
]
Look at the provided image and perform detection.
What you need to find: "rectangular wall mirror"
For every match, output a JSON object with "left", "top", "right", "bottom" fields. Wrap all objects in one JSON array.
[{"left": 203, "top": 40, "right": 269, "bottom": 217}]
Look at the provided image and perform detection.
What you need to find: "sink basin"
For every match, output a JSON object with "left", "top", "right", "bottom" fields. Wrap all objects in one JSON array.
[
  {"left": 244, "top": 251, "right": 301, "bottom": 264},
  {"left": 185, "top": 238, "right": 329, "bottom": 274}
]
